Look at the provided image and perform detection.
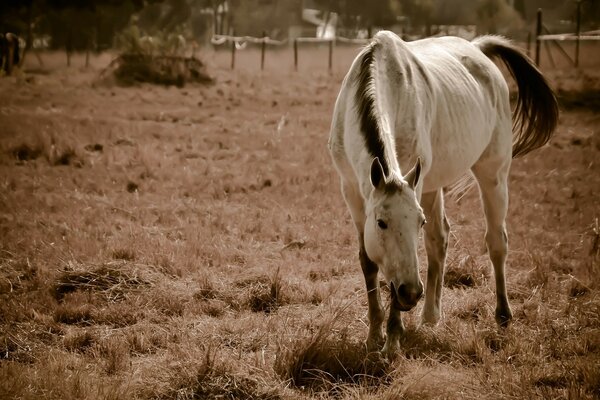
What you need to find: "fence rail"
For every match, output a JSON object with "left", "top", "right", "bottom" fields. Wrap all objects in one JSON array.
[
  {"left": 535, "top": 3, "right": 599, "bottom": 68},
  {"left": 538, "top": 33, "right": 600, "bottom": 41},
  {"left": 211, "top": 33, "right": 370, "bottom": 71},
  {"left": 211, "top": 34, "right": 288, "bottom": 46}
]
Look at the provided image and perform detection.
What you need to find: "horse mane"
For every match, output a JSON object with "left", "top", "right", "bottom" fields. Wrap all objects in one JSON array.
[{"left": 355, "top": 42, "right": 390, "bottom": 176}]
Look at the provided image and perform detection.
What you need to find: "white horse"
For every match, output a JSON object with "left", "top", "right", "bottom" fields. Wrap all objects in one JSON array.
[{"left": 328, "top": 31, "right": 558, "bottom": 356}]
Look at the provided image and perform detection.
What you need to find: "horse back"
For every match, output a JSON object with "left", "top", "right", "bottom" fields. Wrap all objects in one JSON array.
[{"left": 404, "top": 36, "right": 513, "bottom": 190}]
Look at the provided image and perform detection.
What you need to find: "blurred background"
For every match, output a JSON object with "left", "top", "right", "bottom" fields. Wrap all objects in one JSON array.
[{"left": 1, "top": 0, "right": 599, "bottom": 55}]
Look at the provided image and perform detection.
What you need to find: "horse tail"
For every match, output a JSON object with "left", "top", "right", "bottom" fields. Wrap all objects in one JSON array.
[{"left": 473, "top": 35, "right": 559, "bottom": 158}]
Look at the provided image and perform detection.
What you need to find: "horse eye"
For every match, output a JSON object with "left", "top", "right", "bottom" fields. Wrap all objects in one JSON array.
[
  {"left": 421, "top": 219, "right": 427, "bottom": 227},
  {"left": 377, "top": 219, "right": 388, "bottom": 229}
]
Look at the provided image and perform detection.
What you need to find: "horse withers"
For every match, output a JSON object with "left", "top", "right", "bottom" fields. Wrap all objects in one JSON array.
[{"left": 328, "top": 31, "right": 558, "bottom": 356}]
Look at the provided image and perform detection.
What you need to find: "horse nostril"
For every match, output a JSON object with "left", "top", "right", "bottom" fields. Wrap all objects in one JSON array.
[
  {"left": 397, "top": 283, "right": 408, "bottom": 300},
  {"left": 397, "top": 283, "right": 422, "bottom": 305}
]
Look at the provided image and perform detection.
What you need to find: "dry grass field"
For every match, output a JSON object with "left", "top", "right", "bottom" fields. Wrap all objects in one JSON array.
[{"left": 0, "top": 43, "right": 599, "bottom": 399}]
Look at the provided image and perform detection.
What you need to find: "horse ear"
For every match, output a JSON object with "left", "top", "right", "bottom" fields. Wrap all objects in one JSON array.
[
  {"left": 370, "top": 157, "right": 386, "bottom": 189},
  {"left": 405, "top": 157, "right": 421, "bottom": 189}
]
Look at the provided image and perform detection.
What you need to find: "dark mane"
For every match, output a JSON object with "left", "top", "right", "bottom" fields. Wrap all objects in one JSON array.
[{"left": 355, "top": 42, "right": 389, "bottom": 176}]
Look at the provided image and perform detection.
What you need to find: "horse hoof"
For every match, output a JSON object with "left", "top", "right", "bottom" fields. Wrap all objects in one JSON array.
[
  {"left": 495, "top": 307, "right": 513, "bottom": 328},
  {"left": 381, "top": 340, "right": 400, "bottom": 359},
  {"left": 420, "top": 312, "right": 440, "bottom": 326},
  {"left": 365, "top": 335, "right": 385, "bottom": 352}
]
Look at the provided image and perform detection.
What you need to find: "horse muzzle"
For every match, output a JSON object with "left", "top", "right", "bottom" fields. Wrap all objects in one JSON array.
[{"left": 390, "top": 280, "right": 423, "bottom": 311}]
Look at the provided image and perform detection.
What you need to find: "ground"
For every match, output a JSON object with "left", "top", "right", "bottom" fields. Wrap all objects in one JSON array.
[{"left": 0, "top": 45, "right": 599, "bottom": 399}]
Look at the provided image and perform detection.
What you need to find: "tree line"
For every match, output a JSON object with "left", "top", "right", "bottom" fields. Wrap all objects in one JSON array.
[{"left": 1, "top": 0, "right": 597, "bottom": 56}]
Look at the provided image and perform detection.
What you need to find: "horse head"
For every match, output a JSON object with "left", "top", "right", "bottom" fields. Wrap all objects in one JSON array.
[{"left": 364, "top": 157, "right": 425, "bottom": 311}]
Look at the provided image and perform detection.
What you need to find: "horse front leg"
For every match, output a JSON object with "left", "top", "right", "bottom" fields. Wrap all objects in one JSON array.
[
  {"left": 381, "top": 297, "right": 404, "bottom": 357},
  {"left": 341, "top": 180, "right": 385, "bottom": 351},
  {"left": 359, "top": 238, "right": 385, "bottom": 351}
]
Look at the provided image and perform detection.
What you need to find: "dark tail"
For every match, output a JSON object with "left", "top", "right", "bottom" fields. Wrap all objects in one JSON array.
[{"left": 474, "top": 35, "right": 559, "bottom": 158}]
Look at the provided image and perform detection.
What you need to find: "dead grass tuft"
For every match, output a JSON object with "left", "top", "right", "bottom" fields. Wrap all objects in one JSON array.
[
  {"left": 50, "top": 146, "right": 80, "bottom": 167},
  {"left": 150, "top": 346, "right": 281, "bottom": 400},
  {"left": 444, "top": 270, "right": 476, "bottom": 288},
  {"left": 4, "top": 128, "right": 84, "bottom": 167},
  {"left": 532, "top": 360, "right": 600, "bottom": 396},
  {"left": 52, "top": 263, "right": 149, "bottom": 301},
  {"left": 444, "top": 254, "right": 486, "bottom": 289},
  {"left": 96, "top": 336, "right": 131, "bottom": 375},
  {"left": 200, "top": 300, "right": 226, "bottom": 317},
  {"left": 274, "top": 306, "right": 390, "bottom": 392},
  {"left": 10, "top": 143, "right": 43, "bottom": 161},
  {"left": 0, "top": 259, "right": 38, "bottom": 295},
  {"left": 533, "top": 372, "right": 569, "bottom": 389},
  {"left": 110, "top": 55, "right": 213, "bottom": 88},
  {"left": 171, "top": 372, "right": 281, "bottom": 400},
  {"left": 63, "top": 329, "right": 96, "bottom": 352},
  {"left": 111, "top": 248, "right": 136, "bottom": 261},
  {"left": 126, "top": 325, "right": 169, "bottom": 355},
  {"left": 307, "top": 267, "right": 344, "bottom": 282},
  {"left": 244, "top": 269, "right": 286, "bottom": 313},
  {"left": 54, "top": 302, "right": 94, "bottom": 325},
  {"left": 568, "top": 279, "right": 590, "bottom": 298},
  {"left": 193, "top": 276, "right": 219, "bottom": 300},
  {"left": 92, "top": 301, "right": 144, "bottom": 327},
  {"left": 578, "top": 361, "right": 600, "bottom": 395},
  {"left": 126, "top": 181, "right": 139, "bottom": 193},
  {"left": 84, "top": 143, "right": 103, "bottom": 152},
  {"left": 148, "top": 287, "right": 189, "bottom": 317},
  {"left": 453, "top": 295, "right": 492, "bottom": 322},
  {"left": 0, "top": 332, "right": 23, "bottom": 361},
  {"left": 395, "top": 323, "right": 502, "bottom": 367}
]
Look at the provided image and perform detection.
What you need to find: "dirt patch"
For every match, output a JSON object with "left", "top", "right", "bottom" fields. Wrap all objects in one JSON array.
[{"left": 557, "top": 88, "right": 600, "bottom": 111}]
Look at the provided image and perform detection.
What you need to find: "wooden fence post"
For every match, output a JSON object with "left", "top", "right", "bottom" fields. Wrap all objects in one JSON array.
[
  {"left": 85, "top": 32, "right": 90, "bottom": 68},
  {"left": 294, "top": 38, "right": 298, "bottom": 71},
  {"left": 66, "top": 29, "right": 73, "bottom": 67},
  {"left": 328, "top": 39, "right": 333, "bottom": 71},
  {"left": 526, "top": 31, "right": 531, "bottom": 57},
  {"left": 575, "top": 0, "right": 581, "bottom": 67},
  {"left": 261, "top": 31, "right": 266, "bottom": 70},
  {"left": 535, "top": 8, "right": 542, "bottom": 66},
  {"left": 230, "top": 33, "right": 236, "bottom": 70}
]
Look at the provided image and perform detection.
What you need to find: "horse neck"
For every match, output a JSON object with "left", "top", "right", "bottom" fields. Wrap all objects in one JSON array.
[{"left": 373, "top": 97, "right": 402, "bottom": 178}]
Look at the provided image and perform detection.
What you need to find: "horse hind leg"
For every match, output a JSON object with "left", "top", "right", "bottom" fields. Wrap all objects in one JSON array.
[
  {"left": 472, "top": 156, "right": 513, "bottom": 327},
  {"left": 421, "top": 189, "right": 450, "bottom": 326}
]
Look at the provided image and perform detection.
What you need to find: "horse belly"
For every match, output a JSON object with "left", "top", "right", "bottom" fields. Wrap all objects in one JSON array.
[{"left": 423, "top": 107, "right": 494, "bottom": 192}]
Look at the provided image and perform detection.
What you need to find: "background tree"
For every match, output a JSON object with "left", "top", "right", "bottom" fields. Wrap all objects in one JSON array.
[
  {"left": 397, "top": 0, "right": 434, "bottom": 32},
  {"left": 475, "top": 0, "right": 523, "bottom": 35}
]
